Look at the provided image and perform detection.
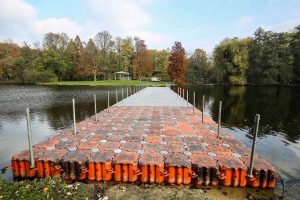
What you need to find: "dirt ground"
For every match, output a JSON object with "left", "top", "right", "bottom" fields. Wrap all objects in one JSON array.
[{"left": 93, "top": 182, "right": 279, "bottom": 200}]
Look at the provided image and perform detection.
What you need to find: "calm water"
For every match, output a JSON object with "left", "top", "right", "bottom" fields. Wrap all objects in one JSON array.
[{"left": 0, "top": 84, "right": 300, "bottom": 183}]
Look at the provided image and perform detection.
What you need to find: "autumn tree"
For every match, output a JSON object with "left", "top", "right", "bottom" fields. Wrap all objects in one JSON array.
[
  {"left": 151, "top": 49, "right": 169, "bottom": 80},
  {"left": 85, "top": 39, "right": 99, "bottom": 81},
  {"left": 133, "top": 37, "right": 152, "bottom": 79},
  {"left": 168, "top": 41, "right": 186, "bottom": 84},
  {"left": 0, "top": 42, "right": 20, "bottom": 80}
]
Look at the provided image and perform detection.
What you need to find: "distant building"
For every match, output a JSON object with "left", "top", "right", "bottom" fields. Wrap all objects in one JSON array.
[
  {"left": 151, "top": 77, "right": 161, "bottom": 82},
  {"left": 114, "top": 71, "right": 131, "bottom": 80}
]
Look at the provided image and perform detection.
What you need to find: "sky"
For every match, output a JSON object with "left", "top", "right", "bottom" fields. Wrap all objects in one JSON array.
[{"left": 0, "top": 0, "right": 300, "bottom": 53}]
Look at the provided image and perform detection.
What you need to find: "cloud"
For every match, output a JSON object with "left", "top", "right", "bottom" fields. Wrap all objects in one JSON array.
[
  {"left": 274, "top": 18, "right": 300, "bottom": 32},
  {"left": 236, "top": 16, "right": 254, "bottom": 26},
  {"left": 0, "top": 0, "right": 82, "bottom": 43}
]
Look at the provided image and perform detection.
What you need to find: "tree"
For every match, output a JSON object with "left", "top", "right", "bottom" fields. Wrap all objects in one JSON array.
[
  {"left": 151, "top": 49, "right": 170, "bottom": 80},
  {"left": 291, "top": 25, "right": 300, "bottom": 83},
  {"left": 168, "top": 41, "right": 186, "bottom": 84},
  {"left": 94, "top": 31, "right": 114, "bottom": 78},
  {"left": 186, "top": 48, "right": 212, "bottom": 84},
  {"left": 133, "top": 37, "right": 152, "bottom": 79},
  {"left": 213, "top": 38, "right": 252, "bottom": 85},
  {"left": 85, "top": 39, "right": 99, "bottom": 81},
  {"left": 248, "top": 27, "right": 293, "bottom": 84},
  {"left": 0, "top": 42, "right": 20, "bottom": 80}
]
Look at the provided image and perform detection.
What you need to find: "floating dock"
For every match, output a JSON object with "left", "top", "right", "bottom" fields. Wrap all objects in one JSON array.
[{"left": 11, "top": 87, "right": 276, "bottom": 188}]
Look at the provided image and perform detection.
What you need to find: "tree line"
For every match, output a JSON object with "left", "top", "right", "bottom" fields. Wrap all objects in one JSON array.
[{"left": 0, "top": 25, "right": 299, "bottom": 85}]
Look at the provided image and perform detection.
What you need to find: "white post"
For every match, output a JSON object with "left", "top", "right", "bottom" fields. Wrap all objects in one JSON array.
[
  {"left": 26, "top": 108, "right": 35, "bottom": 168},
  {"left": 72, "top": 98, "right": 76, "bottom": 134},
  {"left": 107, "top": 91, "right": 110, "bottom": 112},
  {"left": 94, "top": 94, "right": 97, "bottom": 121}
]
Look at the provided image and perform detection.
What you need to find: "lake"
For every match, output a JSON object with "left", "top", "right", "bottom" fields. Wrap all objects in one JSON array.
[{"left": 0, "top": 84, "right": 300, "bottom": 184}]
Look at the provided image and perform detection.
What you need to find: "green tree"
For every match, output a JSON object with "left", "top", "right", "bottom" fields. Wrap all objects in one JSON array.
[
  {"left": 85, "top": 39, "right": 99, "bottom": 81},
  {"left": 186, "top": 48, "right": 212, "bottom": 84},
  {"left": 248, "top": 27, "right": 293, "bottom": 84},
  {"left": 291, "top": 25, "right": 300, "bottom": 83},
  {"left": 151, "top": 49, "right": 170, "bottom": 80}
]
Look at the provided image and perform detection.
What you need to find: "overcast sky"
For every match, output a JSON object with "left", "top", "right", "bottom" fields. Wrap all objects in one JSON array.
[{"left": 1, "top": 0, "right": 300, "bottom": 53}]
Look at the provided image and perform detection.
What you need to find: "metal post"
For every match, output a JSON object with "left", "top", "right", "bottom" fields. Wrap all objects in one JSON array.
[
  {"left": 183, "top": 88, "right": 185, "bottom": 100},
  {"left": 177, "top": 87, "right": 179, "bottom": 97},
  {"left": 217, "top": 101, "right": 222, "bottom": 138},
  {"left": 193, "top": 92, "right": 195, "bottom": 114},
  {"left": 94, "top": 94, "right": 97, "bottom": 121},
  {"left": 186, "top": 89, "right": 189, "bottom": 107},
  {"left": 72, "top": 98, "right": 76, "bottom": 134},
  {"left": 26, "top": 108, "right": 35, "bottom": 168},
  {"left": 115, "top": 90, "right": 118, "bottom": 106},
  {"left": 126, "top": 88, "right": 128, "bottom": 98},
  {"left": 248, "top": 114, "right": 260, "bottom": 178},
  {"left": 107, "top": 91, "right": 110, "bottom": 112},
  {"left": 202, "top": 95, "right": 205, "bottom": 123},
  {"left": 179, "top": 87, "right": 181, "bottom": 97},
  {"left": 122, "top": 88, "right": 124, "bottom": 102}
]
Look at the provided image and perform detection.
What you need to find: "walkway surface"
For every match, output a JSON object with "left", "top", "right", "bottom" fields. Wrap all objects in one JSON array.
[
  {"left": 117, "top": 87, "right": 190, "bottom": 107},
  {"left": 11, "top": 86, "right": 275, "bottom": 188}
]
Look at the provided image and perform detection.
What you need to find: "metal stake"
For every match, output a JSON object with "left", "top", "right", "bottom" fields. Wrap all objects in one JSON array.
[
  {"left": 186, "top": 89, "right": 189, "bottom": 107},
  {"left": 25, "top": 108, "right": 35, "bottom": 168},
  {"left": 179, "top": 87, "right": 181, "bottom": 97},
  {"left": 193, "top": 92, "right": 195, "bottom": 114},
  {"left": 72, "top": 98, "right": 76, "bottom": 134},
  {"left": 183, "top": 88, "right": 185, "bottom": 100},
  {"left": 202, "top": 95, "right": 205, "bottom": 123},
  {"left": 107, "top": 91, "right": 110, "bottom": 112},
  {"left": 217, "top": 101, "right": 222, "bottom": 138},
  {"left": 115, "top": 90, "right": 118, "bottom": 106},
  {"left": 248, "top": 114, "right": 260, "bottom": 178},
  {"left": 130, "top": 86, "right": 132, "bottom": 95},
  {"left": 127, "top": 88, "right": 129, "bottom": 98},
  {"left": 94, "top": 94, "right": 97, "bottom": 121},
  {"left": 122, "top": 88, "right": 124, "bottom": 103}
]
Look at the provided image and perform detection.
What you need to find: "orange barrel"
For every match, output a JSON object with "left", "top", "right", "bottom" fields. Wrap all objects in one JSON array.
[
  {"left": 89, "top": 150, "right": 114, "bottom": 181},
  {"left": 219, "top": 166, "right": 231, "bottom": 186},
  {"left": 88, "top": 162, "right": 96, "bottom": 180},
  {"left": 19, "top": 161, "right": 26, "bottom": 178},
  {"left": 62, "top": 150, "right": 89, "bottom": 180},
  {"left": 166, "top": 166, "right": 176, "bottom": 184},
  {"left": 260, "top": 169, "right": 268, "bottom": 188},
  {"left": 122, "top": 164, "right": 129, "bottom": 182},
  {"left": 44, "top": 161, "right": 51, "bottom": 177},
  {"left": 176, "top": 167, "right": 183, "bottom": 184},
  {"left": 218, "top": 153, "right": 247, "bottom": 187},
  {"left": 190, "top": 152, "right": 218, "bottom": 186},
  {"left": 155, "top": 165, "right": 165, "bottom": 183},
  {"left": 36, "top": 161, "right": 44, "bottom": 178},
  {"left": 148, "top": 165, "right": 155, "bottom": 183},
  {"left": 12, "top": 159, "right": 19, "bottom": 177},
  {"left": 114, "top": 164, "right": 122, "bottom": 182},
  {"left": 37, "top": 148, "right": 66, "bottom": 178},
  {"left": 139, "top": 152, "right": 164, "bottom": 183},
  {"left": 24, "top": 161, "right": 37, "bottom": 178},
  {"left": 102, "top": 163, "right": 114, "bottom": 181},
  {"left": 51, "top": 164, "right": 62, "bottom": 177},
  {"left": 164, "top": 153, "right": 191, "bottom": 185},
  {"left": 95, "top": 163, "right": 102, "bottom": 181},
  {"left": 232, "top": 168, "right": 239, "bottom": 187},
  {"left": 129, "top": 164, "right": 139, "bottom": 182},
  {"left": 113, "top": 151, "right": 139, "bottom": 183},
  {"left": 140, "top": 165, "right": 148, "bottom": 183},
  {"left": 268, "top": 170, "right": 276, "bottom": 188},
  {"left": 240, "top": 168, "right": 247, "bottom": 187}
]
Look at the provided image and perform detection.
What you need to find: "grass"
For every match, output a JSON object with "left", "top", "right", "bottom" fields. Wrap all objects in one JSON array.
[
  {"left": 0, "top": 177, "right": 95, "bottom": 200},
  {"left": 40, "top": 80, "right": 172, "bottom": 86}
]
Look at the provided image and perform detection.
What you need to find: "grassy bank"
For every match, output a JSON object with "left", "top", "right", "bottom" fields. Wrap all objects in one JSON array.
[
  {"left": 0, "top": 177, "right": 279, "bottom": 200},
  {"left": 40, "top": 80, "right": 172, "bottom": 86}
]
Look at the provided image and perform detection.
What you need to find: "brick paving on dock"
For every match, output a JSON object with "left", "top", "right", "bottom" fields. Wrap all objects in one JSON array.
[{"left": 11, "top": 87, "right": 276, "bottom": 188}]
